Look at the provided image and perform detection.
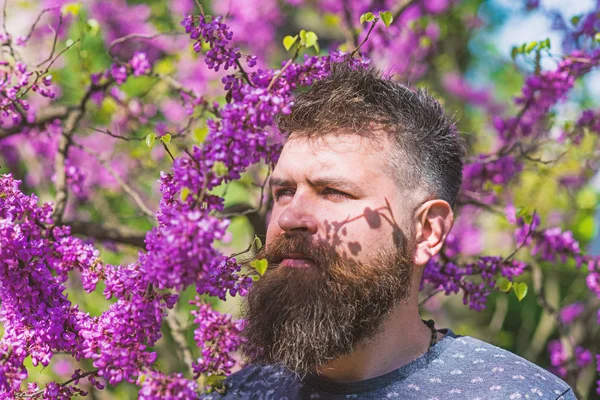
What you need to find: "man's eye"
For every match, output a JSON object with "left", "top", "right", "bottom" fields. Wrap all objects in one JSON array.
[
  {"left": 274, "top": 188, "right": 295, "bottom": 201},
  {"left": 322, "top": 188, "right": 350, "bottom": 199}
]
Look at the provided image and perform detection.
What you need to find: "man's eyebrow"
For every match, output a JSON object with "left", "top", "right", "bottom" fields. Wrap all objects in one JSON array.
[
  {"left": 269, "top": 177, "right": 294, "bottom": 188},
  {"left": 269, "top": 176, "right": 363, "bottom": 193}
]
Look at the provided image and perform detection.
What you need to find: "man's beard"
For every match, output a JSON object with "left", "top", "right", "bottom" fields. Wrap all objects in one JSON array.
[{"left": 239, "top": 233, "right": 414, "bottom": 376}]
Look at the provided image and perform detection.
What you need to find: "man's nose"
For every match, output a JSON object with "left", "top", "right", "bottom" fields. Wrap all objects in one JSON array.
[{"left": 277, "top": 195, "right": 318, "bottom": 235}]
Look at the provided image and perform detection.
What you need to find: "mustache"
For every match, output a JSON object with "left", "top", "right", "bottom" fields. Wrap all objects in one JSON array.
[{"left": 251, "top": 235, "right": 341, "bottom": 272}]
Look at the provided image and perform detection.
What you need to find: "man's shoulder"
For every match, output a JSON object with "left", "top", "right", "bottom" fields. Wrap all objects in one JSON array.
[
  {"left": 430, "top": 334, "right": 575, "bottom": 399},
  {"left": 201, "top": 364, "right": 298, "bottom": 399}
]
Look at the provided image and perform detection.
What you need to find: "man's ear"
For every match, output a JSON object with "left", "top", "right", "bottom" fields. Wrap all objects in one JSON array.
[{"left": 412, "top": 199, "right": 454, "bottom": 267}]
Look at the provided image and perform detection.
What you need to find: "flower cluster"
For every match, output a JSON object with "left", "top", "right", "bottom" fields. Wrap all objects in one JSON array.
[
  {"left": 495, "top": 49, "right": 600, "bottom": 143},
  {"left": 559, "top": 302, "right": 585, "bottom": 324},
  {"left": 78, "top": 260, "right": 177, "bottom": 385},
  {"left": 64, "top": 159, "right": 89, "bottom": 201},
  {"left": 421, "top": 255, "right": 527, "bottom": 311},
  {"left": 461, "top": 155, "right": 522, "bottom": 204},
  {"left": 137, "top": 370, "right": 199, "bottom": 400},
  {"left": 93, "top": 51, "right": 153, "bottom": 86},
  {"left": 0, "top": 174, "right": 93, "bottom": 394},
  {"left": 181, "top": 14, "right": 241, "bottom": 71},
  {"left": 547, "top": 340, "right": 593, "bottom": 378},
  {"left": 0, "top": 61, "right": 54, "bottom": 127},
  {"left": 190, "top": 298, "right": 245, "bottom": 377}
]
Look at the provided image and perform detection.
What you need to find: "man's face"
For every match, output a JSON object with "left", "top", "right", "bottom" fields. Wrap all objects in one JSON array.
[
  {"left": 267, "top": 133, "right": 412, "bottom": 257},
  {"left": 240, "top": 133, "right": 416, "bottom": 374}
]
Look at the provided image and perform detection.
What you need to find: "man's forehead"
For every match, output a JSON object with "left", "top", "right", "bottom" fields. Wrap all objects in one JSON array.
[{"left": 271, "top": 134, "right": 394, "bottom": 188}]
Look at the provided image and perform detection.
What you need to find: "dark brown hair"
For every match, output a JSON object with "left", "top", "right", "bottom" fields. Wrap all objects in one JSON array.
[{"left": 277, "top": 62, "right": 465, "bottom": 208}]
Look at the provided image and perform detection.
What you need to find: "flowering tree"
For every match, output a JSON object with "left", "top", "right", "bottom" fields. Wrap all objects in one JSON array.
[{"left": 0, "top": 0, "right": 599, "bottom": 398}]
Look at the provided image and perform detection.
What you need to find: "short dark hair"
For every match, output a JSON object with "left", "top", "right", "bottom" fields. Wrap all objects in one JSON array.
[{"left": 277, "top": 63, "right": 465, "bottom": 208}]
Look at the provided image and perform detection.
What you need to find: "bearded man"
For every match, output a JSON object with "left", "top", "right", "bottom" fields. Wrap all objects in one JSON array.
[{"left": 206, "top": 64, "right": 576, "bottom": 400}]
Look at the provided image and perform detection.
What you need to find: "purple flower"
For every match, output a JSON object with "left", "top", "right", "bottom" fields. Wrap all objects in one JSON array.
[
  {"left": 190, "top": 298, "right": 245, "bottom": 376},
  {"left": 559, "top": 302, "right": 585, "bottom": 324},
  {"left": 130, "top": 52, "right": 152, "bottom": 76}
]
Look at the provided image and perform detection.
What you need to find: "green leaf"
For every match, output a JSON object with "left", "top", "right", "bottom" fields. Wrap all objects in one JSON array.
[
  {"left": 576, "top": 187, "right": 597, "bottom": 209},
  {"left": 379, "top": 11, "right": 393, "bottom": 27},
  {"left": 360, "top": 12, "right": 375, "bottom": 24},
  {"left": 305, "top": 31, "right": 318, "bottom": 49},
  {"left": 86, "top": 19, "right": 100, "bottom": 36},
  {"left": 595, "top": 32, "right": 600, "bottom": 42},
  {"left": 283, "top": 35, "right": 298, "bottom": 51},
  {"left": 496, "top": 277, "right": 512, "bottom": 293},
  {"left": 540, "top": 38, "right": 551, "bottom": 50},
  {"left": 61, "top": 2, "right": 81, "bottom": 16},
  {"left": 193, "top": 127, "right": 209, "bottom": 143},
  {"left": 571, "top": 15, "right": 581, "bottom": 26},
  {"left": 161, "top": 133, "right": 171, "bottom": 144},
  {"left": 212, "top": 161, "right": 228, "bottom": 176},
  {"left": 251, "top": 275, "right": 261, "bottom": 282},
  {"left": 525, "top": 41, "right": 538, "bottom": 54},
  {"left": 324, "top": 13, "right": 340, "bottom": 27},
  {"left": 253, "top": 235, "right": 263, "bottom": 251},
  {"left": 511, "top": 46, "right": 519, "bottom": 60},
  {"left": 299, "top": 30, "right": 307, "bottom": 46},
  {"left": 206, "top": 374, "right": 226, "bottom": 387},
  {"left": 513, "top": 282, "right": 528, "bottom": 301},
  {"left": 576, "top": 214, "right": 596, "bottom": 242},
  {"left": 250, "top": 258, "right": 268, "bottom": 276},
  {"left": 180, "top": 187, "right": 191, "bottom": 202},
  {"left": 146, "top": 133, "right": 156, "bottom": 148}
]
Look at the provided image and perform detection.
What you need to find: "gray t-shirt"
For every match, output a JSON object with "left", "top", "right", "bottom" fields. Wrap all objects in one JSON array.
[{"left": 203, "top": 329, "right": 576, "bottom": 400}]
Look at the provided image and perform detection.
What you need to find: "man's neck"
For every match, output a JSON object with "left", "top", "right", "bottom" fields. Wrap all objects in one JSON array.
[{"left": 313, "top": 306, "right": 435, "bottom": 383}]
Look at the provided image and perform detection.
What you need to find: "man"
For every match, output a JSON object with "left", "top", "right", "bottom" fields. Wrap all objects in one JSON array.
[{"left": 206, "top": 64, "right": 576, "bottom": 399}]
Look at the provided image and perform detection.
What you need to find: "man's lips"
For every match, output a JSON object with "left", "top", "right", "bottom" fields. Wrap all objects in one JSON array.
[{"left": 278, "top": 253, "right": 315, "bottom": 268}]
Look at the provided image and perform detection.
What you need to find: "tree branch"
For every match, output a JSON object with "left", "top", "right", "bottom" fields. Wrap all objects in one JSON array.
[
  {"left": 165, "top": 309, "right": 195, "bottom": 377},
  {"left": 67, "top": 220, "right": 147, "bottom": 248},
  {"left": 392, "top": 0, "right": 421, "bottom": 22},
  {"left": 72, "top": 142, "right": 156, "bottom": 219},
  {"left": 52, "top": 80, "right": 113, "bottom": 224},
  {"left": 0, "top": 105, "right": 70, "bottom": 139}
]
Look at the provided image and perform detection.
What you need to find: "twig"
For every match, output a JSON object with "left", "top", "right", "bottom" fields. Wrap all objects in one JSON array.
[
  {"left": 0, "top": 105, "right": 70, "bottom": 139},
  {"left": 89, "top": 126, "right": 145, "bottom": 141},
  {"left": 266, "top": 45, "right": 302, "bottom": 92},
  {"left": 2, "top": 0, "right": 7, "bottom": 35},
  {"left": 36, "top": 12, "right": 63, "bottom": 68},
  {"left": 392, "top": 0, "right": 421, "bottom": 22},
  {"left": 52, "top": 80, "right": 113, "bottom": 224},
  {"left": 340, "top": 0, "right": 359, "bottom": 48},
  {"left": 67, "top": 220, "right": 147, "bottom": 248},
  {"left": 349, "top": 19, "right": 378, "bottom": 58},
  {"left": 108, "top": 32, "right": 184, "bottom": 59},
  {"left": 221, "top": 167, "right": 270, "bottom": 218},
  {"left": 72, "top": 142, "right": 156, "bottom": 219},
  {"left": 235, "top": 58, "right": 253, "bottom": 86},
  {"left": 16, "top": 370, "right": 99, "bottom": 398},
  {"left": 418, "top": 288, "right": 444, "bottom": 306},
  {"left": 161, "top": 141, "right": 176, "bottom": 161},
  {"left": 165, "top": 309, "right": 195, "bottom": 377},
  {"left": 24, "top": 7, "right": 59, "bottom": 43},
  {"left": 503, "top": 210, "right": 537, "bottom": 263}
]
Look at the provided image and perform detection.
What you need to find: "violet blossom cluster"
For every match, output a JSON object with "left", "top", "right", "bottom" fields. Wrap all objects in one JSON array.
[
  {"left": 0, "top": 174, "right": 94, "bottom": 395},
  {"left": 180, "top": 15, "right": 241, "bottom": 72},
  {"left": 547, "top": 340, "right": 593, "bottom": 379},
  {"left": 137, "top": 370, "right": 199, "bottom": 400},
  {"left": 91, "top": 51, "right": 153, "bottom": 87},
  {"left": 495, "top": 49, "right": 600, "bottom": 143},
  {"left": 190, "top": 297, "right": 245, "bottom": 377},
  {"left": 421, "top": 255, "right": 527, "bottom": 311},
  {"left": 0, "top": 61, "right": 55, "bottom": 127}
]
